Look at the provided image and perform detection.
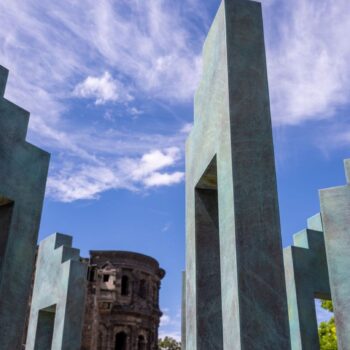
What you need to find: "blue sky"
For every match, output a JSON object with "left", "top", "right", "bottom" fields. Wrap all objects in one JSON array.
[{"left": 1, "top": 0, "right": 349, "bottom": 340}]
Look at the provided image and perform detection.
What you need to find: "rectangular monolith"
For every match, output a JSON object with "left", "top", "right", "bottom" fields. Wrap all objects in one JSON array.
[{"left": 185, "top": 1, "right": 291, "bottom": 348}]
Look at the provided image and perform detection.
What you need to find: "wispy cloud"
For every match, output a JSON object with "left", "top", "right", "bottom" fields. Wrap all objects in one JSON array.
[
  {"left": 47, "top": 147, "right": 184, "bottom": 202},
  {"left": 0, "top": 0, "right": 198, "bottom": 201},
  {"left": 266, "top": 0, "right": 350, "bottom": 125},
  {"left": 50, "top": 0, "right": 202, "bottom": 102},
  {"left": 161, "top": 222, "right": 172, "bottom": 233},
  {"left": 180, "top": 123, "right": 193, "bottom": 134},
  {"left": 1, "top": 0, "right": 350, "bottom": 202}
]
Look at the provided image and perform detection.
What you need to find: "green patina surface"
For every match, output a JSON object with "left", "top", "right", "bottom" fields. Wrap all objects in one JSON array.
[
  {"left": 185, "top": 0, "right": 290, "bottom": 348},
  {"left": 320, "top": 160, "right": 350, "bottom": 349},
  {"left": 284, "top": 160, "right": 350, "bottom": 350},
  {"left": 284, "top": 214, "right": 331, "bottom": 350},
  {"left": 0, "top": 65, "right": 50, "bottom": 349},
  {"left": 26, "top": 233, "right": 87, "bottom": 350}
]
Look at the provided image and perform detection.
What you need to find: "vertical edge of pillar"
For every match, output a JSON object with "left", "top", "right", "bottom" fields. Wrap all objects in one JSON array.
[{"left": 181, "top": 271, "right": 186, "bottom": 350}]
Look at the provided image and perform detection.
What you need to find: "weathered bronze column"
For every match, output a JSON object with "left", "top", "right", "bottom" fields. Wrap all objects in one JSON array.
[{"left": 185, "top": 1, "right": 290, "bottom": 348}]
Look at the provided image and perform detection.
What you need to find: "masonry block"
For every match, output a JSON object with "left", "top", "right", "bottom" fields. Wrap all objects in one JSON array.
[
  {"left": 0, "top": 65, "right": 50, "bottom": 349},
  {"left": 320, "top": 160, "right": 350, "bottom": 348},
  {"left": 25, "top": 233, "right": 87, "bottom": 350},
  {"left": 185, "top": 1, "right": 290, "bottom": 348},
  {"left": 284, "top": 216, "right": 330, "bottom": 350}
]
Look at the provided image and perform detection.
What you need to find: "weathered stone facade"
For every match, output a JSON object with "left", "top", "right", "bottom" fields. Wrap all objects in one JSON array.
[{"left": 81, "top": 251, "right": 165, "bottom": 350}]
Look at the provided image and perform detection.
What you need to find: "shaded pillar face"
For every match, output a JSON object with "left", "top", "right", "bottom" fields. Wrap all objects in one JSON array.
[
  {"left": 0, "top": 198, "right": 14, "bottom": 269},
  {"left": 195, "top": 158, "right": 224, "bottom": 350},
  {"left": 34, "top": 307, "right": 56, "bottom": 350}
]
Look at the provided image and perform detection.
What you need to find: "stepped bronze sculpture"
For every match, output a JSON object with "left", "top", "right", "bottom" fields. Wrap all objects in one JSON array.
[{"left": 0, "top": 65, "right": 50, "bottom": 349}]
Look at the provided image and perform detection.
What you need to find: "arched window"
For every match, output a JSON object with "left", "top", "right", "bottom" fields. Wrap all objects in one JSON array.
[
  {"left": 139, "top": 280, "right": 147, "bottom": 298},
  {"left": 121, "top": 275, "right": 129, "bottom": 296},
  {"left": 138, "top": 335, "right": 146, "bottom": 350},
  {"left": 115, "top": 332, "right": 127, "bottom": 350}
]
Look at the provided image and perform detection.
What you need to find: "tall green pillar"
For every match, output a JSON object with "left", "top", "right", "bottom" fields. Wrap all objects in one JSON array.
[{"left": 185, "top": 1, "right": 290, "bottom": 349}]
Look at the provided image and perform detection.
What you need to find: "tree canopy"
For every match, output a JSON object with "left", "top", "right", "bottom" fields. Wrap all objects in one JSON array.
[
  {"left": 159, "top": 336, "right": 181, "bottom": 350},
  {"left": 318, "top": 300, "right": 337, "bottom": 350}
]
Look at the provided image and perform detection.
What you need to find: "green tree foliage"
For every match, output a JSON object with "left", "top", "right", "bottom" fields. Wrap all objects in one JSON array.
[
  {"left": 319, "top": 300, "right": 337, "bottom": 350},
  {"left": 158, "top": 336, "right": 181, "bottom": 350},
  {"left": 321, "top": 300, "right": 334, "bottom": 312}
]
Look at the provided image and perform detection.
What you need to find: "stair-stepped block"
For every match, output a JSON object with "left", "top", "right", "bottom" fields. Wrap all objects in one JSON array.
[
  {"left": 0, "top": 65, "right": 50, "bottom": 349},
  {"left": 320, "top": 159, "right": 350, "bottom": 348},
  {"left": 284, "top": 215, "right": 331, "bottom": 350},
  {"left": 25, "top": 233, "right": 87, "bottom": 350}
]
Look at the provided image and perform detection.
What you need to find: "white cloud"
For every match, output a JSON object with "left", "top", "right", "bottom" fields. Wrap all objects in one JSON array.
[
  {"left": 159, "top": 308, "right": 182, "bottom": 342},
  {"left": 180, "top": 123, "right": 193, "bottom": 134},
  {"left": 46, "top": 147, "right": 184, "bottom": 202},
  {"left": 160, "top": 313, "right": 171, "bottom": 327},
  {"left": 0, "top": 0, "right": 199, "bottom": 202},
  {"left": 128, "top": 147, "right": 181, "bottom": 180},
  {"left": 74, "top": 72, "right": 132, "bottom": 105},
  {"left": 49, "top": 0, "right": 202, "bottom": 102},
  {"left": 128, "top": 107, "right": 143, "bottom": 117},
  {"left": 144, "top": 172, "right": 184, "bottom": 188},
  {"left": 266, "top": 0, "right": 350, "bottom": 125},
  {"left": 1, "top": 0, "right": 350, "bottom": 202},
  {"left": 47, "top": 163, "right": 126, "bottom": 202}
]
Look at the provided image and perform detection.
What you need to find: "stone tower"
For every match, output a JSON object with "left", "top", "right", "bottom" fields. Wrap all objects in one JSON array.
[{"left": 81, "top": 251, "right": 165, "bottom": 350}]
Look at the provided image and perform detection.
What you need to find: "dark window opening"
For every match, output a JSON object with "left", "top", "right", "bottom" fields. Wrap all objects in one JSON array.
[
  {"left": 0, "top": 198, "right": 14, "bottom": 268},
  {"left": 138, "top": 335, "right": 146, "bottom": 350},
  {"left": 153, "top": 286, "right": 157, "bottom": 305},
  {"left": 103, "top": 274, "right": 110, "bottom": 282},
  {"left": 87, "top": 267, "right": 96, "bottom": 282},
  {"left": 34, "top": 305, "right": 56, "bottom": 350},
  {"left": 139, "top": 280, "right": 147, "bottom": 298},
  {"left": 121, "top": 275, "right": 129, "bottom": 296},
  {"left": 115, "top": 331, "right": 127, "bottom": 350}
]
